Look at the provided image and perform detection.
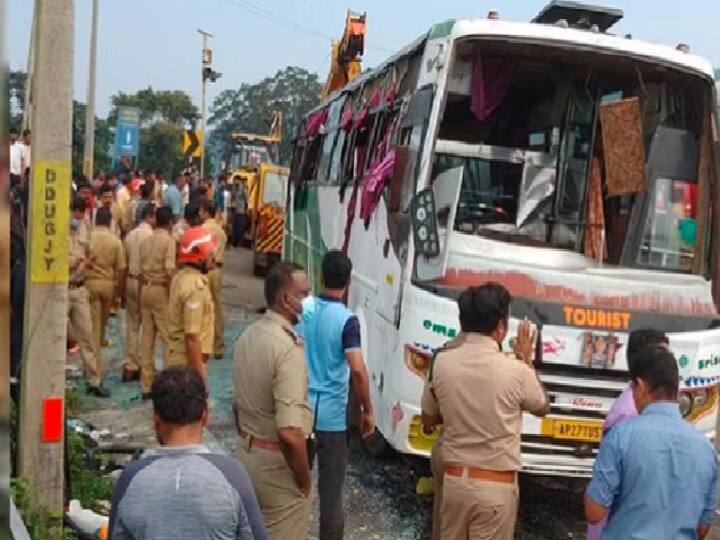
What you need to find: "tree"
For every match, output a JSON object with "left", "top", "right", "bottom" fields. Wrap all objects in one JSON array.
[
  {"left": 71, "top": 101, "right": 113, "bottom": 179},
  {"left": 9, "top": 70, "right": 27, "bottom": 131},
  {"left": 209, "top": 66, "right": 322, "bottom": 166},
  {"left": 109, "top": 87, "right": 199, "bottom": 127},
  {"left": 108, "top": 87, "right": 199, "bottom": 176}
]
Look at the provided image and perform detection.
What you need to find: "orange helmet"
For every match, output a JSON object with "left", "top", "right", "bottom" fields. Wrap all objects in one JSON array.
[{"left": 178, "top": 226, "right": 216, "bottom": 265}]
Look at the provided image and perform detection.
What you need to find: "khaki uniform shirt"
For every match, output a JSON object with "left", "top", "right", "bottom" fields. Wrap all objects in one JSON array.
[
  {"left": 123, "top": 196, "right": 140, "bottom": 234},
  {"left": 421, "top": 334, "right": 545, "bottom": 471},
  {"left": 93, "top": 204, "right": 121, "bottom": 236},
  {"left": 233, "top": 311, "right": 312, "bottom": 442},
  {"left": 171, "top": 219, "right": 189, "bottom": 244},
  {"left": 124, "top": 222, "right": 154, "bottom": 278},
  {"left": 86, "top": 226, "right": 126, "bottom": 282},
  {"left": 139, "top": 229, "right": 176, "bottom": 284},
  {"left": 69, "top": 221, "right": 90, "bottom": 283},
  {"left": 202, "top": 218, "right": 227, "bottom": 263},
  {"left": 167, "top": 267, "right": 214, "bottom": 356}
]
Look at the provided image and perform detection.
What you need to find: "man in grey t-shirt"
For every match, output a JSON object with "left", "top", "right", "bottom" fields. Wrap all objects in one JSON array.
[{"left": 109, "top": 368, "right": 268, "bottom": 540}]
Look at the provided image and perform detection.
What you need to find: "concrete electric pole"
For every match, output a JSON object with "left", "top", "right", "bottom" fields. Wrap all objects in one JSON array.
[
  {"left": 18, "top": 0, "right": 74, "bottom": 523},
  {"left": 83, "top": 0, "right": 99, "bottom": 179},
  {"left": 198, "top": 29, "right": 221, "bottom": 178},
  {"left": 198, "top": 29, "right": 212, "bottom": 178}
]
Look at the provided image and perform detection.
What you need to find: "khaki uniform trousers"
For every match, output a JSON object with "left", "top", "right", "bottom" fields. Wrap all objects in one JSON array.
[
  {"left": 440, "top": 472, "right": 518, "bottom": 540},
  {"left": 207, "top": 267, "right": 224, "bottom": 357},
  {"left": 86, "top": 279, "right": 116, "bottom": 379},
  {"left": 124, "top": 277, "right": 141, "bottom": 372},
  {"left": 431, "top": 437, "right": 444, "bottom": 540},
  {"left": 67, "top": 286, "right": 101, "bottom": 387},
  {"left": 237, "top": 441, "right": 311, "bottom": 540},
  {"left": 139, "top": 284, "right": 169, "bottom": 393}
]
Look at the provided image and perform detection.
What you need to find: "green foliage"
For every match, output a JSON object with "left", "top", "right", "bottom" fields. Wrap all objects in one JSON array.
[
  {"left": 110, "top": 87, "right": 199, "bottom": 127},
  {"left": 8, "top": 70, "right": 26, "bottom": 131},
  {"left": 67, "top": 429, "right": 112, "bottom": 510},
  {"left": 72, "top": 101, "right": 113, "bottom": 179},
  {"left": 108, "top": 87, "right": 199, "bottom": 176},
  {"left": 11, "top": 477, "right": 66, "bottom": 539},
  {"left": 209, "top": 66, "right": 322, "bottom": 165}
]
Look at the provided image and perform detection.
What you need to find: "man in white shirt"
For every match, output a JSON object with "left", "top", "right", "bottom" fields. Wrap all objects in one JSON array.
[
  {"left": 20, "top": 129, "right": 31, "bottom": 177},
  {"left": 9, "top": 128, "right": 22, "bottom": 184}
]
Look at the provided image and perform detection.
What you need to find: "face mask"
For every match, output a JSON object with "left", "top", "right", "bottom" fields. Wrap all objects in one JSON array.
[
  {"left": 285, "top": 293, "right": 307, "bottom": 325},
  {"left": 70, "top": 217, "right": 81, "bottom": 230},
  {"left": 301, "top": 296, "right": 314, "bottom": 318}
]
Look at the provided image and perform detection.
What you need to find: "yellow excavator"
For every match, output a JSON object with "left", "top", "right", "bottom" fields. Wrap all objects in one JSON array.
[
  {"left": 227, "top": 111, "right": 289, "bottom": 274},
  {"left": 322, "top": 10, "right": 366, "bottom": 99}
]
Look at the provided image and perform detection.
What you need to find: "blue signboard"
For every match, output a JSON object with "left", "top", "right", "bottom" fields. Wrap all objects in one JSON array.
[{"left": 114, "top": 107, "right": 140, "bottom": 157}]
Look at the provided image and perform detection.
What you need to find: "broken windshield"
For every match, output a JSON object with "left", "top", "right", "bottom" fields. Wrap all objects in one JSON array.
[{"left": 432, "top": 39, "right": 712, "bottom": 272}]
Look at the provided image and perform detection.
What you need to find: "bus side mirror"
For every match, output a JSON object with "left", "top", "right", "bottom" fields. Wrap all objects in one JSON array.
[{"left": 410, "top": 188, "right": 440, "bottom": 257}]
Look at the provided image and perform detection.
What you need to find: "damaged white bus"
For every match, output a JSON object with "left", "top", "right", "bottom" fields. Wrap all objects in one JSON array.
[{"left": 285, "top": 2, "right": 720, "bottom": 476}]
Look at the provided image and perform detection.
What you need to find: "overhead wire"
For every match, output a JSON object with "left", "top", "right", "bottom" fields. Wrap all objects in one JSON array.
[{"left": 220, "top": 0, "right": 394, "bottom": 54}]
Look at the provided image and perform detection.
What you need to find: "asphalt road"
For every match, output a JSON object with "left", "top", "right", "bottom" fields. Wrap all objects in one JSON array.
[{"left": 72, "top": 246, "right": 720, "bottom": 539}]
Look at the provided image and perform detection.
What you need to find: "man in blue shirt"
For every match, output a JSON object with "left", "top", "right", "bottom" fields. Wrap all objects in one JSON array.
[
  {"left": 298, "top": 250, "right": 374, "bottom": 540},
  {"left": 585, "top": 345, "right": 718, "bottom": 539},
  {"left": 163, "top": 173, "right": 186, "bottom": 221}
]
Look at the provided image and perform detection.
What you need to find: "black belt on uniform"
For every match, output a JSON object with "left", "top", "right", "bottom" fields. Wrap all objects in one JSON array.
[
  {"left": 68, "top": 280, "right": 85, "bottom": 290},
  {"left": 215, "top": 262, "right": 223, "bottom": 268},
  {"left": 143, "top": 279, "right": 169, "bottom": 287},
  {"left": 127, "top": 274, "right": 139, "bottom": 279}
]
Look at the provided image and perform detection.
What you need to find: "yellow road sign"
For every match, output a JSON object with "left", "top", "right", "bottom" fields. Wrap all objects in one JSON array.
[{"left": 182, "top": 130, "right": 203, "bottom": 158}]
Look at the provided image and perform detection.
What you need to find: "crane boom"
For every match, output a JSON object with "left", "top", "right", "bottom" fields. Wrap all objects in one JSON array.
[{"left": 322, "top": 10, "right": 366, "bottom": 99}]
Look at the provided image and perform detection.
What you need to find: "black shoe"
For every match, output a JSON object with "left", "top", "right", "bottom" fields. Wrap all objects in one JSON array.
[
  {"left": 87, "top": 385, "right": 111, "bottom": 398},
  {"left": 141, "top": 392, "right": 152, "bottom": 401}
]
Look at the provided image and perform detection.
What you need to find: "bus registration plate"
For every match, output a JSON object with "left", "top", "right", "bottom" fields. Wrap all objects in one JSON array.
[{"left": 543, "top": 418, "right": 603, "bottom": 443}]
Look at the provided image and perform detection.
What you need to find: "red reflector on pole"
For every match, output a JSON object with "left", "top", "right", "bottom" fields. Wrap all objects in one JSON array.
[{"left": 42, "top": 397, "right": 64, "bottom": 443}]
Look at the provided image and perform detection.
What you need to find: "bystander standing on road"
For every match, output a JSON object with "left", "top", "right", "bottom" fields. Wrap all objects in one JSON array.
[
  {"left": 67, "top": 197, "right": 103, "bottom": 395},
  {"left": 134, "top": 182, "right": 154, "bottom": 227},
  {"left": 166, "top": 226, "right": 216, "bottom": 378},
  {"left": 233, "top": 262, "right": 313, "bottom": 540},
  {"left": 200, "top": 200, "right": 228, "bottom": 359},
  {"left": 231, "top": 177, "right": 250, "bottom": 248},
  {"left": 297, "top": 250, "right": 374, "bottom": 540},
  {"left": 108, "top": 367, "right": 269, "bottom": 540},
  {"left": 9, "top": 128, "right": 22, "bottom": 186},
  {"left": 85, "top": 207, "right": 127, "bottom": 398},
  {"left": 19, "top": 128, "right": 31, "bottom": 178},
  {"left": 421, "top": 283, "right": 549, "bottom": 540},
  {"left": 138, "top": 206, "right": 176, "bottom": 398},
  {"left": 122, "top": 203, "right": 156, "bottom": 384},
  {"left": 585, "top": 346, "right": 718, "bottom": 539},
  {"left": 122, "top": 178, "right": 142, "bottom": 235},
  {"left": 164, "top": 173, "right": 186, "bottom": 222},
  {"left": 586, "top": 328, "right": 669, "bottom": 540}
]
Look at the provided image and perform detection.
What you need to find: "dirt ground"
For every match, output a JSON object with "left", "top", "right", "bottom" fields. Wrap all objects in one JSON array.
[{"left": 68, "top": 247, "right": 720, "bottom": 540}]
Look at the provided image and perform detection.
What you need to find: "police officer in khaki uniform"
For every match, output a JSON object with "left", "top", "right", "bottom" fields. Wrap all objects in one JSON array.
[
  {"left": 68, "top": 197, "right": 105, "bottom": 396},
  {"left": 96, "top": 184, "right": 122, "bottom": 237},
  {"left": 234, "top": 262, "right": 313, "bottom": 540},
  {"left": 421, "top": 283, "right": 549, "bottom": 540},
  {"left": 138, "top": 206, "right": 176, "bottom": 398},
  {"left": 166, "top": 226, "right": 215, "bottom": 379},
  {"left": 85, "top": 206, "right": 126, "bottom": 396},
  {"left": 199, "top": 199, "right": 227, "bottom": 359},
  {"left": 122, "top": 202, "right": 155, "bottom": 383}
]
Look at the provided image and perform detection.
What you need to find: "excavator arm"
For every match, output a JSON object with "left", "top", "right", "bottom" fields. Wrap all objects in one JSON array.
[{"left": 322, "top": 10, "right": 366, "bottom": 99}]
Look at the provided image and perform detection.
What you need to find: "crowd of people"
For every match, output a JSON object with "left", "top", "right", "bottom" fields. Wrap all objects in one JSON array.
[{"left": 8, "top": 141, "right": 720, "bottom": 540}]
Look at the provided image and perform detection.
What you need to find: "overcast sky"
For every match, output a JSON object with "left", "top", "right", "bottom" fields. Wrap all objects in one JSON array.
[{"left": 7, "top": 0, "right": 720, "bottom": 117}]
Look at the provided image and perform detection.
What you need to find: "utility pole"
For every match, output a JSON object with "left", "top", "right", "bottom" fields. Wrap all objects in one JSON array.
[
  {"left": 83, "top": 0, "right": 99, "bottom": 179},
  {"left": 18, "top": 0, "right": 74, "bottom": 524},
  {"left": 23, "top": 0, "right": 39, "bottom": 131},
  {"left": 198, "top": 29, "right": 221, "bottom": 178},
  {"left": 198, "top": 29, "right": 211, "bottom": 178}
]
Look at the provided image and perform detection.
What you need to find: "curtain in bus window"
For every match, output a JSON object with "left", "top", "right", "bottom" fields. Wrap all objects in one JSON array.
[
  {"left": 470, "top": 49, "right": 512, "bottom": 122},
  {"left": 360, "top": 148, "right": 396, "bottom": 226},
  {"left": 304, "top": 108, "right": 328, "bottom": 137},
  {"left": 600, "top": 97, "right": 646, "bottom": 197},
  {"left": 584, "top": 157, "right": 606, "bottom": 261}
]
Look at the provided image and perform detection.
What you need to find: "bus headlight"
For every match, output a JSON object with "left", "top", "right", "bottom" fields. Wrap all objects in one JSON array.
[
  {"left": 678, "top": 392, "right": 693, "bottom": 417},
  {"left": 404, "top": 344, "right": 433, "bottom": 379}
]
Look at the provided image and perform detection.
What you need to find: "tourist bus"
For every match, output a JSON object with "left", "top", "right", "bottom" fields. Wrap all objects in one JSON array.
[{"left": 285, "top": 3, "right": 720, "bottom": 476}]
